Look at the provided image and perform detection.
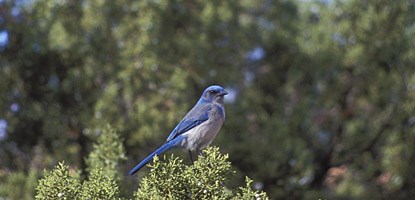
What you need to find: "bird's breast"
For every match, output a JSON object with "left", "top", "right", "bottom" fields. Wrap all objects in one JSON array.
[{"left": 180, "top": 107, "right": 224, "bottom": 151}]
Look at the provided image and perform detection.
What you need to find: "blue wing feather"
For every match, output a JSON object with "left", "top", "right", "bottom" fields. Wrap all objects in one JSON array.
[{"left": 166, "top": 103, "right": 212, "bottom": 141}]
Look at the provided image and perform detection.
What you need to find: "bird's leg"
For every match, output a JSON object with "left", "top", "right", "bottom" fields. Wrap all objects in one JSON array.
[
  {"left": 197, "top": 150, "right": 204, "bottom": 156},
  {"left": 188, "top": 150, "right": 194, "bottom": 164}
]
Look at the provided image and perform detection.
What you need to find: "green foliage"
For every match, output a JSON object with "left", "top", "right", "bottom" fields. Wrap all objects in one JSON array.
[
  {"left": 80, "top": 167, "right": 119, "bottom": 200},
  {"left": 35, "top": 124, "right": 125, "bottom": 199},
  {"left": 35, "top": 163, "right": 121, "bottom": 200},
  {"left": 135, "top": 147, "right": 268, "bottom": 200},
  {"left": 233, "top": 177, "right": 268, "bottom": 200},
  {"left": 2, "top": 0, "right": 415, "bottom": 199},
  {"left": 82, "top": 125, "right": 125, "bottom": 198},
  {"left": 85, "top": 124, "right": 127, "bottom": 179},
  {"left": 35, "top": 144, "right": 266, "bottom": 199},
  {"left": 35, "top": 162, "right": 81, "bottom": 200},
  {"left": 0, "top": 169, "right": 37, "bottom": 200}
]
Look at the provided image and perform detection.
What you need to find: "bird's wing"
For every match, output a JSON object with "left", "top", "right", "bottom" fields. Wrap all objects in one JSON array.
[{"left": 166, "top": 103, "right": 212, "bottom": 141}]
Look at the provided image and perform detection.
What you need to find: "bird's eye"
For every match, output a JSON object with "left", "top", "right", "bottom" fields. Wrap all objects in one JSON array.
[{"left": 209, "top": 90, "right": 215, "bottom": 94}]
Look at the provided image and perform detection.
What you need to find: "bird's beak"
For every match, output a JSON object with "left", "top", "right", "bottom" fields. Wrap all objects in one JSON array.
[{"left": 219, "top": 90, "right": 228, "bottom": 96}]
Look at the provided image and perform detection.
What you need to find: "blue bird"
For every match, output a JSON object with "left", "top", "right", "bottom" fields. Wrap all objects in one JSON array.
[{"left": 128, "top": 85, "right": 228, "bottom": 176}]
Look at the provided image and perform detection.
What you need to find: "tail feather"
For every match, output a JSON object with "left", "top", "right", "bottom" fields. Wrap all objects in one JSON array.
[{"left": 128, "top": 136, "right": 184, "bottom": 176}]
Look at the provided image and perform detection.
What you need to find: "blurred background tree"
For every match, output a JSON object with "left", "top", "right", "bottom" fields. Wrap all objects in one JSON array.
[{"left": 1, "top": 0, "right": 414, "bottom": 199}]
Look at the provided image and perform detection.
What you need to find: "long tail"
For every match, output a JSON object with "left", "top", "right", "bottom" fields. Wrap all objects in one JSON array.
[{"left": 128, "top": 135, "right": 184, "bottom": 176}]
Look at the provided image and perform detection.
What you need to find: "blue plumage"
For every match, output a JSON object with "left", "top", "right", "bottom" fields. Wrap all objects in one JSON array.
[
  {"left": 166, "top": 104, "right": 212, "bottom": 141},
  {"left": 128, "top": 85, "right": 228, "bottom": 176}
]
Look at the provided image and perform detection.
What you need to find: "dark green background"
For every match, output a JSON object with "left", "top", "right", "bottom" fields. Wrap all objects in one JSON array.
[{"left": 1, "top": 0, "right": 414, "bottom": 199}]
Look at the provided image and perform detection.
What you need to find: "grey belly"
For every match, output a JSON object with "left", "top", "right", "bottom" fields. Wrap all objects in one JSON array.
[{"left": 180, "top": 117, "right": 223, "bottom": 151}]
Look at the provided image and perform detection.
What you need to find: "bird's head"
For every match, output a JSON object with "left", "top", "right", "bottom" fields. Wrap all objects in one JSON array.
[{"left": 199, "top": 85, "right": 228, "bottom": 104}]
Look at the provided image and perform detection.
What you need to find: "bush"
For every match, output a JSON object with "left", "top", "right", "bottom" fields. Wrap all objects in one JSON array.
[
  {"left": 35, "top": 125, "right": 267, "bottom": 199},
  {"left": 85, "top": 124, "right": 127, "bottom": 180},
  {"left": 35, "top": 162, "right": 81, "bottom": 199},
  {"left": 80, "top": 167, "right": 119, "bottom": 200},
  {"left": 134, "top": 147, "right": 268, "bottom": 200}
]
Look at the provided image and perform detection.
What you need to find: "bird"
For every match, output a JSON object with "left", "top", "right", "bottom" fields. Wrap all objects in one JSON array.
[{"left": 128, "top": 85, "right": 228, "bottom": 176}]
